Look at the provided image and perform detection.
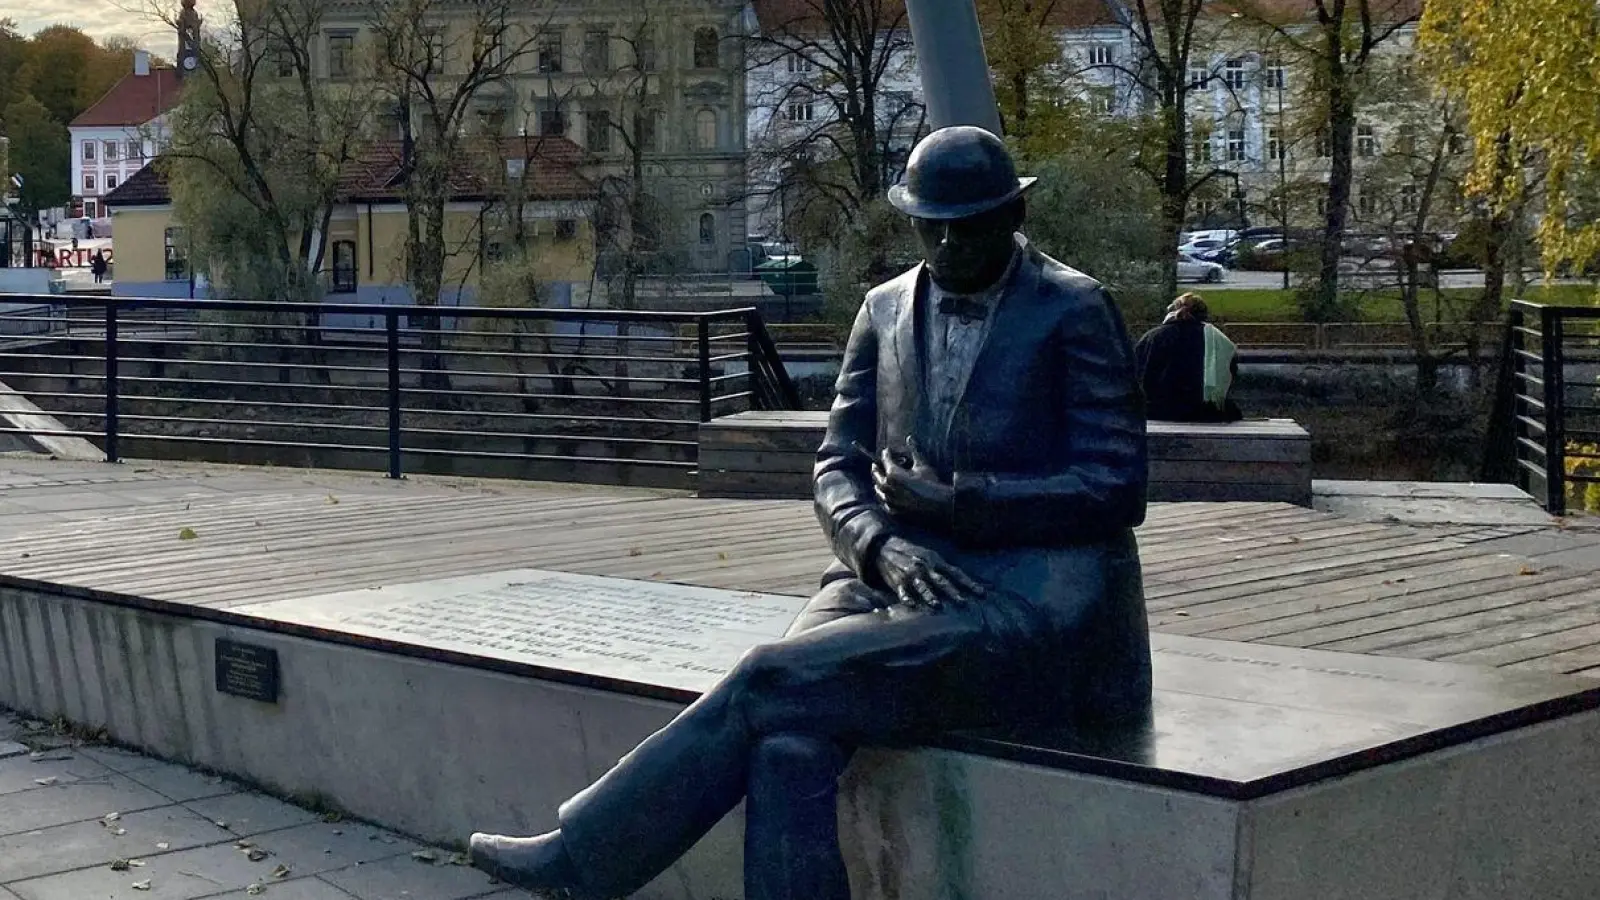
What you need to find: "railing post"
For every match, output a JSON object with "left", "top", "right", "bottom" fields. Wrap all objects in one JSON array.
[
  {"left": 104, "top": 302, "right": 119, "bottom": 464},
  {"left": 1540, "top": 307, "right": 1566, "bottom": 516},
  {"left": 386, "top": 310, "right": 403, "bottom": 479},
  {"left": 697, "top": 318, "right": 713, "bottom": 423},
  {"left": 745, "top": 310, "right": 763, "bottom": 411}
]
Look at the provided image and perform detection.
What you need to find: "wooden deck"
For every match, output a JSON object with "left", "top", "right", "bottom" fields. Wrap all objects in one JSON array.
[{"left": 1, "top": 455, "right": 1597, "bottom": 678}]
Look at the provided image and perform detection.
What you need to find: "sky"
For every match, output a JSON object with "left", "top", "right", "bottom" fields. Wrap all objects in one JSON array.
[{"left": 4, "top": 0, "right": 198, "bottom": 59}]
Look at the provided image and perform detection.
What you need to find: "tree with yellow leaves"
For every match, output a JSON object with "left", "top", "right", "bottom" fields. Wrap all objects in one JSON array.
[{"left": 1419, "top": 0, "right": 1600, "bottom": 281}]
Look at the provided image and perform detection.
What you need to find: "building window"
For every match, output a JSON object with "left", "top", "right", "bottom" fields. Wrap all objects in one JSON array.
[
  {"left": 1089, "top": 88, "right": 1115, "bottom": 115},
  {"left": 1195, "top": 199, "right": 1216, "bottom": 220},
  {"left": 1357, "top": 191, "right": 1378, "bottom": 217},
  {"left": 1227, "top": 128, "right": 1247, "bottom": 162},
  {"left": 106, "top": 174, "right": 119, "bottom": 191},
  {"left": 538, "top": 31, "right": 563, "bottom": 73},
  {"left": 104, "top": 141, "right": 120, "bottom": 161},
  {"left": 1316, "top": 196, "right": 1328, "bottom": 217},
  {"left": 695, "top": 109, "right": 717, "bottom": 150},
  {"left": 1089, "top": 44, "right": 1113, "bottom": 66},
  {"left": 555, "top": 219, "right": 578, "bottom": 241},
  {"left": 1187, "top": 64, "right": 1209, "bottom": 89},
  {"left": 698, "top": 212, "right": 715, "bottom": 245},
  {"left": 1190, "top": 122, "right": 1212, "bottom": 163},
  {"left": 1399, "top": 183, "right": 1419, "bottom": 214},
  {"left": 330, "top": 240, "right": 357, "bottom": 293},
  {"left": 127, "top": 141, "right": 143, "bottom": 162},
  {"left": 587, "top": 110, "right": 612, "bottom": 152},
  {"left": 164, "top": 227, "right": 189, "bottom": 281},
  {"left": 785, "top": 100, "right": 814, "bottom": 122},
  {"left": 1265, "top": 58, "right": 1286, "bottom": 90},
  {"left": 583, "top": 30, "right": 610, "bottom": 73},
  {"left": 1267, "top": 127, "right": 1285, "bottom": 161},
  {"left": 1224, "top": 58, "right": 1246, "bottom": 90},
  {"left": 328, "top": 32, "right": 355, "bottom": 79},
  {"left": 1357, "top": 124, "right": 1377, "bottom": 157},
  {"left": 636, "top": 35, "right": 656, "bottom": 71},
  {"left": 83, "top": 174, "right": 97, "bottom": 193},
  {"left": 477, "top": 106, "right": 508, "bottom": 135},
  {"left": 787, "top": 53, "right": 813, "bottom": 74},
  {"left": 693, "top": 27, "right": 719, "bottom": 69},
  {"left": 640, "top": 108, "right": 662, "bottom": 151},
  {"left": 1395, "top": 123, "right": 1416, "bottom": 156},
  {"left": 82, "top": 141, "right": 96, "bottom": 162},
  {"left": 538, "top": 99, "right": 566, "bottom": 136}
]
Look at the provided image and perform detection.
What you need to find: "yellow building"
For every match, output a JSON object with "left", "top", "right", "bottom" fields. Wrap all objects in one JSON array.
[{"left": 103, "top": 138, "right": 600, "bottom": 306}]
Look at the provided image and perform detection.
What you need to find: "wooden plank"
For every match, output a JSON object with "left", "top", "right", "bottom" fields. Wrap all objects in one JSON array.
[
  {"left": 1148, "top": 460, "right": 1309, "bottom": 487},
  {"left": 1148, "top": 481, "right": 1311, "bottom": 505},
  {"left": 696, "top": 469, "right": 812, "bottom": 499},
  {"left": 698, "top": 428, "right": 825, "bottom": 453},
  {"left": 1148, "top": 419, "right": 1308, "bottom": 438},
  {"left": 1441, "top": 621, "right": 1600, "bottom": 670},
  {"left": 698, "top": 449, "right": 817, "bottom": 474},
  {"left": 1147, "top": 435, "right": 1311, "bottom": 463}
]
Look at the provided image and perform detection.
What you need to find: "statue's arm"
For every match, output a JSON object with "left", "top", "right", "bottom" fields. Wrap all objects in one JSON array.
[
  {"left": 950, "top": 287, "right": 1148, "bottom": 543},
  {"left": 813, "top": 299, "right": 896, "bottom": 589}
]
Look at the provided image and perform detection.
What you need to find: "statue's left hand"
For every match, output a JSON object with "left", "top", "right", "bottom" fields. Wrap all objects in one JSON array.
[{"left": 872, "top": 437, "right": 953, "bottom": 527}]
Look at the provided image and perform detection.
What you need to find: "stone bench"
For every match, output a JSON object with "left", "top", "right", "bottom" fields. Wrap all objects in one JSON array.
[
  {"left": 3, "top": 568, "right": 1598, "bottom": 900},
  {"left": 698, "top": 411, "right": 1313, "bottom": 505}
]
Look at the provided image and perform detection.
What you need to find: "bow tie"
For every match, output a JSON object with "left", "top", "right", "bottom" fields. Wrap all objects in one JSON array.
[{"left": 938, "top": 295, "right": 988, "bottom": 323}]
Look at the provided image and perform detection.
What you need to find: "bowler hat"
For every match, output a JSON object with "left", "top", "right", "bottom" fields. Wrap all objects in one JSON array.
[{"left": 887, "top": 126, "right": 1037, "bottom": 221}]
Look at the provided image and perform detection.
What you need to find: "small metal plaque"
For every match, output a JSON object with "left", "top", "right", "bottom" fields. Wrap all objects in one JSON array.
[{"left": 215, "top": 639, "right": 280, "bottom": 703}]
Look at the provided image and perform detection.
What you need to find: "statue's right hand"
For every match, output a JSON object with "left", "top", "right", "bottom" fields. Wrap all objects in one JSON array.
[{"left": 875, "top": 536, "right": 987, "bottom": 611}]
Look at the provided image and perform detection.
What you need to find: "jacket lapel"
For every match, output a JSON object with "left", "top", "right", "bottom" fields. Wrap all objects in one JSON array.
[
  {"left": 885, "top": 264, "right": 929, "bottom": 452},
  {"left": 945, "top": 240, "right": 1035, "bottom": 447}
]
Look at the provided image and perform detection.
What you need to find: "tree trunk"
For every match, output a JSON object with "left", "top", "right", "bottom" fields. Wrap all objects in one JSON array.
[
  {"left": 1159, "top": 78, "right": 1186, "bottom": 302},
  {"left": 1317, "top": 46, "right": 1355, "bottom": 320}
]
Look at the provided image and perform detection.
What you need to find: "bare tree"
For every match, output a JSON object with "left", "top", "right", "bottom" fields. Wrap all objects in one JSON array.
[
  {"left": 1236, "top": 0, "right": 1418, "bottom": 318},
  {"left": 744, "top": 0, "right": 925, "bottom": 279}
]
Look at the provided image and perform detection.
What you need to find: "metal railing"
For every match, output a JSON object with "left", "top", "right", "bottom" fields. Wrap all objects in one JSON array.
[
  {"left": 0, "top": 294, "right": 799, "bottom": 489},
  {"left": 1491, "top": 301, "right": 1600, "bottom": 515}
]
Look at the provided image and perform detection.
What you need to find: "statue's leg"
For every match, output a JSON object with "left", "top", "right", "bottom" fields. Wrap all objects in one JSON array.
[
  {"left": 745, "top": 733, "right": 851, "bottom": 900},
  {"left": 477, "top": 577, "right": 1028, "bottom": 899}
]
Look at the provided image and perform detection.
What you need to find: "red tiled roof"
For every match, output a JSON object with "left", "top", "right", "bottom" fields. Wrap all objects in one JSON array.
[
  {"left": 71, "top": 69, "right": 184, "bottom": 128},
  {"left": 103, "top": 162, "right": 171, "bottom": 207},
  {"left": 107, "top": 137, "right": 596, "bottom": 208},
  {"left": 751, "top": 0, "right": 1121, "bottom": 34}
]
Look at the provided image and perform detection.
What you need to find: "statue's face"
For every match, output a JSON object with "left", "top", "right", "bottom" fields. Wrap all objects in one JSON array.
[{"left": 914, "top": 203, "right": 1018, "bottom": 294}]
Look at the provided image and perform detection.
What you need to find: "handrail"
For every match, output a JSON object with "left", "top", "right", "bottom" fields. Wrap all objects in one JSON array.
[
  {"left": 1496, "top": 300, "right": 1600, "bottom": 515},
  {"left": 0, "top": 292, "right": 800, "bottom": 485}
]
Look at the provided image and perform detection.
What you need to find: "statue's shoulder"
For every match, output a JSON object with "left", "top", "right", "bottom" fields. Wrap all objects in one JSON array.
[
  {"left": 861, "top": 263, "right": 921, "bottom": 318},
  {"left": 1027, "top": 248, "right": 1110, "bottom": 308}
]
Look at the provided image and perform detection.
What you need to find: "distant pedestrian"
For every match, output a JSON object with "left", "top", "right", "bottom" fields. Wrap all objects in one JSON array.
[
  {"left": 1134, "top": 292, "right": 1243, "bottom": 422},
  {"left": 90, "top": 250, "right": 108, "bottom": 284}
]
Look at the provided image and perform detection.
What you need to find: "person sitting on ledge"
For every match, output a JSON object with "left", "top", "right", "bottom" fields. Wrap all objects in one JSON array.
[
  {"left": 468, "top": 125, "right": 1154, "bottom": 900},
  {"left": 1134, "top": 292, "right": 1243, "bottom": 423}
]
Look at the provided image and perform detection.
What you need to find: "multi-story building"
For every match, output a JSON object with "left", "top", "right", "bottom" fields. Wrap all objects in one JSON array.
[
  {"left": 313, "top": 0, "right": 751, "bottom": 277},
  {"left": 68, "top": 51, "right": 181, "bottom": 222}
]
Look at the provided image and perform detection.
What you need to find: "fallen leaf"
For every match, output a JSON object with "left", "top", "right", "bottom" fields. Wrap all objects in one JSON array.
[
  {"left": 448, "top": 852, "right": 470, "bottom": 866},
  {"left": 112, "top": 827, "right": 127, "bottom": 836},
  {"left": 1173, "top": 611, "right": 1190, "bottom": 617},
  {"left": 156, "top": 842, "right": 170, "bottom": 850},
  {"left": 717, "top": 552, "right": 729, "bottom": 561},
  {"left": 103, "top": 812, "right": 122, "bottom": 823},
  {"left": 246, "top": 886, "right": 265, "bottom": 896},
  {"left": 246, "top": 848, "right": 270, "bottom": 862},
  {"left": 110, "top": 860, "right": 131, "bottom": 872},
  {"left": 132, "top": 880, "right": 151, "bottom": 891},
  {"left": 411, "top": 849, "right": 439, "bottom": 863},
  {"left": 1518, "top": 565, "right": 1537, "bottom": 576},
  {"left": 627, "top": 547, "right": 643, "bottom": 557},
  {"left": 33, "top": 777, "right": 58, "bottom": 786},
  {"left": 326, "top": 495, "right": 340, "bottom": 505},
  {"left": 330, "top": 829, "right": 343, "bottom": 836},
  {"left": 271, "top": 864, "right": 291, "bottom": 879},
  {"left": 213, "top": 821, "right": 229, "bottom": 830},
  {"left": 128, "top": 860, "right": 146, "bottom": 867},
  {"left": 178, "top": 527, "right": 198, "bottom": 541}
]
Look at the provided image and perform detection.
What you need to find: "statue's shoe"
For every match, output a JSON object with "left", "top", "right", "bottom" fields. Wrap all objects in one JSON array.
[{"left": 469, "top": 831, "right": 585, "bottom": 899}]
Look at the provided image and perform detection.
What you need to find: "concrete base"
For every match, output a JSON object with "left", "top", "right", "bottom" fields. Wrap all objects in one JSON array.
[{"left": 2, "top": 571, "right": 1599, "bottom": 899}]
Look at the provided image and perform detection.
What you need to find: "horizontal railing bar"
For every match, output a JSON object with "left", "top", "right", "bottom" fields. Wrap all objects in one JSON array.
[
  {"left": 400, "top": 426, "right": 696, "bottom": 448},
  {"left": 1515, "top": 414, "right": 1548, "bottom": 433},
  {"left": 396, "top": 385, "right": 699, "bottom": 407},
  {"left": 112, "top": 432, "right": 391, "bottom": 453},
  {"left": 1518, "top": 393, "right": 1547, "bottom": 411},
  {"left": 710, "top": 391, "right": 755, "bottom": 404},
  {"left": 0, "top": 370, "right": 108, "bottom": 382},
  {"left": 1514, "top": 371, "right": 1545, "bottom": 387},
  {"left": 0, "top": 426, "right": 103, "bottom": 440},
  {"left": 399, "top": 445, "right": 695, "bottom": 469},
  {"left": 1516, "top": 436, "right": 1548, "bottom": 457},
  {"left": 117, "top": 375, "right": 387, "bottom": 394},
  {"left": 0, "top": 293, "right": 759, "bottom": 323},
  {"left": 1512, "top": 348, "right": 1544, "bottom": 363},
  {"left": 111, "top": 355, "right": 388, "bottom": 376},
  {"left": 707, "top": 372, "right": 751, "bottom": 384},
  {"left": 393, "top": 366, "right": 700, "bottom": 386},
  {"left": 1517, "top": 457, "right": 1548, "bottom": 479},
  {"left": 400, "top": 407, "right": 697, "bottom": 428},
  {"left": 708, "top": 351, "right": 752, "bottom": 364},
  {"left": 110, "top": 414, "right": 388, "bottom": 433}
]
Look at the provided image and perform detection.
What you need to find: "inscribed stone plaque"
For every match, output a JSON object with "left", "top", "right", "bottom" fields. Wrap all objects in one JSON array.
[
  {"left": 215, "top": 639, "right": 281, "bottom": 703},
  {"left": 249, "top": 569, "right": 807, "bottom": 694}
]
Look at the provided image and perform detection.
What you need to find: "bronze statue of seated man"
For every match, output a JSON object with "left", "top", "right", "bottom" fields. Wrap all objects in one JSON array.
[{"left": 470, "top": 125, "right": 1153, "bottom": 900}]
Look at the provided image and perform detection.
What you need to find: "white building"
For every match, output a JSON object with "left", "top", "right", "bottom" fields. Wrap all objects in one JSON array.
[{"left": 68, "top": 52, "right": 182, "bottom": 221}]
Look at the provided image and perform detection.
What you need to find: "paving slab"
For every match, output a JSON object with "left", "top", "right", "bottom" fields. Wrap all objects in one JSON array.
[{"left": 0, "top": 712, "right": 518, "bottom": 900}]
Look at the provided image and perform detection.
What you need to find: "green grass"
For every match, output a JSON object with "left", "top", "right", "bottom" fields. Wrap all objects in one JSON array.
[{"left": 1200, "top": 283, "right": 1600, "bottom": 323}]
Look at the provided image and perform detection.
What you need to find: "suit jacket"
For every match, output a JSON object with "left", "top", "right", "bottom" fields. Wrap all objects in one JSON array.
[{"left": 813, "top": 238, "right": 1148, "bottom": 590}]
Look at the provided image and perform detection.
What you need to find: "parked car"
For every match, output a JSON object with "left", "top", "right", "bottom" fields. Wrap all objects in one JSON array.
[
  {"left": 1179, "top": 238, "right": 1229, "bottom": 259},
  {"left": 1177, "top": 252, "right": 1226, "bottom": 283}
]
